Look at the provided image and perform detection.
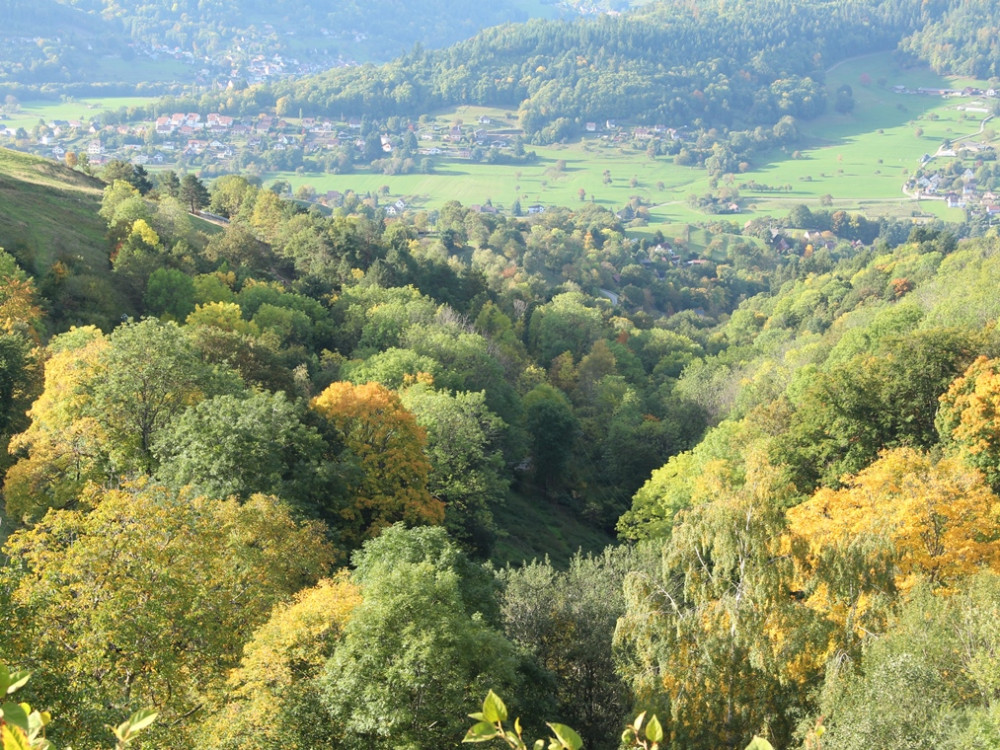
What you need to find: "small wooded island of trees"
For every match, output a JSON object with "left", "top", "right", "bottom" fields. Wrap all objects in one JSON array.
[{"left": 5, "top": 0, "right": 1000, "bottom": 748}]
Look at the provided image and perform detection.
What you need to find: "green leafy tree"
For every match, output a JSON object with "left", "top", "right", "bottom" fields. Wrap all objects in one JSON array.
[
  {"left": 817, "top": 572, "right": 1000, "bottom": 750},
  {"left": 317, "top": 525, "right": 522, "bottom": 749},
  {"left": 87, "top": 318, "right": 243, "bottom": 475},
  {"left": 499, "top": 547, "right": 634, "bottom": 748},
  {"left": 402, "top": 384, "right": 509, "bottom": 556},
  {"left": 144, "top": 267, "right": 196, "bottom": 321},
  {"left": 522, "top": 384, "right": 578, "bottom": 494},
  {"left": 153, "top": 390, "right": 332, "bottom": 511},
  {"left": 209, "top": 174, "right": 259, "bottom": 218},
  {"left": 527, "top": 292, "right": 607, "bottom": 365},
  {"left": 775, "top": 327, "right": 979, "bottom": 492}
]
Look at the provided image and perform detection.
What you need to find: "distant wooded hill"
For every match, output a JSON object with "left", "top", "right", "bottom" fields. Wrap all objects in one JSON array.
[
  {"left": 260, "top": 0, "right": 940, "bottom": 138},
  {"left": 0, "top": 0, "right": 556, "bottom": 89}
]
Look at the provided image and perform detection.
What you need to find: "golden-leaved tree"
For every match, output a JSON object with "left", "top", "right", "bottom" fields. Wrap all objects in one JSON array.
[
  {"left": 937, "top": 355, "right": 1000, "bottom": 491},
  {"left": 786, "top": 447, "right": 1000, "bottom": 645},
  {"left": 4, "top": 319, "right": 242, "bottom": 521},
  {"left": 0, "top": 251, "right": 45, "bottom": 484},
  {"left": 310, "top": 381, "right": 443, "bottom": 546},
  {"left": 617, "top": 451, "right": 822, "bottom": 750},
  {"left": 4, "top": 326, "right": 109, "bottom": 520},
  {"left": 0, "top": 482, "right": 334, "bottom": 749},
  {"left": 196, "top": 574, "right": 363, "bottom": 750}
]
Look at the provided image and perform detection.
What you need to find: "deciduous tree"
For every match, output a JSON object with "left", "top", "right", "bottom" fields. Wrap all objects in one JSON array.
[
  {"left": 196, "top": 574, "right": 362, "bottom": 750},
  {"left": 1, "top": 484, "right": 334, "bottom": 749},
  {"left": 310, "top": 381, "right": 442, "bottom": 545},
  {"left": 317, "top": 525, "right": 521, "bottom": 749},
  {"left": 786, "top": 448, "right": 1000, "bottom": 640}
]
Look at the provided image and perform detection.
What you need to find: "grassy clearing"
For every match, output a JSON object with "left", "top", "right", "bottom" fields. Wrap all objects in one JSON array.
[
  {"left": 719, "top": 51, "right": 994, "bottom": 221},
  {"left": 86, "top": 57, "right": 193, "bottom": 86},
  {"left": 492, "top": 489, "right": 615, "bottom": 567}
]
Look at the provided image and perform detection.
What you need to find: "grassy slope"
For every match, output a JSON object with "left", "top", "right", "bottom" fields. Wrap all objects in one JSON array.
[
  {"left": 492, "top": 489, "right": 616, "bottom": 567},
  {"left": 0, "top": 147, "right": 108, "bottom": 274}
]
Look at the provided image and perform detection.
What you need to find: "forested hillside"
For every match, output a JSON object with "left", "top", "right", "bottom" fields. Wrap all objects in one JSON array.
[
  {"left": 899, "top": 0, "right": 1000, "bottom": 78},
  {"left": 271, "top": 0, "right": 930, "bottom": 135},
  {"left": 614, "top": 226, "right": 1000, "bottom": 749},
  {"left": 3, "top": 137, "right": 1000, "bottom": 749}
]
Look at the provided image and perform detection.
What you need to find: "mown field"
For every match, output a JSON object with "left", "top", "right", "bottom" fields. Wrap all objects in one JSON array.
[
  {"left": 273, "top": 51, "right": 989, "bottom": 228},
  {"left": 1, "top": 96, "right": 157, "bottom": 132}
]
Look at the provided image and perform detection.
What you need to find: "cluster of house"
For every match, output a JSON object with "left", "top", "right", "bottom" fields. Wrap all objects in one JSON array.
[
  {"left": 910, "top": 166, "right": 1000, "bottom": 214},
  {"left": 559, "top": 1, "right": 625, "bottom": 16},
  {"left": 2, "top": 111, "right": 347, "bottom": 168},
  {"left": 154, "top": 112, "right": 236, "bottom": 134},
  {"left": 136, "top": 40, "right": 334, "bottom": 85},
  {"left": 893, "top": 85, "right": 1000, "bottom": 98}
]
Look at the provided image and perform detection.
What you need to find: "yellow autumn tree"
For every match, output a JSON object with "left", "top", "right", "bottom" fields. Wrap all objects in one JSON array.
[
  {"left": 937, "top": 355, "right": 1000, "bottom": 491},
  {"left": 310, "top": 381, "right": 443, "bottom": 546},
  {"left": 617, "top": 450, "right": 822, "bottom": 750},
  {"left": 0, "top": 259, "right": 45, "bottom": 484},
  {"left": 787, "top": 447, "right": 1000, "bottom": 638},
  {"left": 0, "top": 482, "right": 334, "bottom": 749},
  {"left": 0, "top": 276, "right": 43, "bottom": 342},
  {"left": 196, "top": 574, "right": 362, "bottom": 750},
  {"left": 4, "top": 326, "right": 108, "bottom": 521}
]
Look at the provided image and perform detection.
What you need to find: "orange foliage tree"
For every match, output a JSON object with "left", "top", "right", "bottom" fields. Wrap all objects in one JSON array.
[
  {"left": 310, "top": 381, "right": 443, "bottom": 546},
  {"left": 937, "top": 355, "right": 1000, "bottom": 491},
  {"left": 787, "top": 447, "right": 1000, "bottom": 639}
]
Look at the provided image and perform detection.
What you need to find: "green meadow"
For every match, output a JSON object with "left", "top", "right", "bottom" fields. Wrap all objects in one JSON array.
[
  {"left": 272, "top": 51, "right": 993, "bottom": 229},
  {"left": 2, "top": 97, "right": 158, "bottom": 131}
]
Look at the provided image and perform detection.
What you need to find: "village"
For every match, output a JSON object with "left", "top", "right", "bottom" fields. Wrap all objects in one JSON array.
[{"left": 0, "top": 105, "right": 686, "bottom": 210}]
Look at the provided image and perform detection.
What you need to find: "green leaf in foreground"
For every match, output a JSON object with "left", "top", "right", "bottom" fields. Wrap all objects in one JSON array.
[
  {"left": 645, "top": 714, "right": 664, "bottom": 744},
  {"left": 547, "top": 722, "right": 583, "bottom": 750},
  {"left": 1, "top": 701, "right": 29, "bottom": 732},
  {"left": 482, "top": 690, "right": 508, "bottom": 724},
  {"left": 463, "top": 721, "right": 498, "bottom": 743}
]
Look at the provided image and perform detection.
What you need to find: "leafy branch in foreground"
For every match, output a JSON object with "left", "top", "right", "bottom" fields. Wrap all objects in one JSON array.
[
  {"left": 463, "top": 690, "right": 589, "bottom": 750},
  {"left": 0, "top": 663, "right": 156, "bottom": 750},
  {"left": 463, "top": 690, "right": 777, "bottom": 750}
]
